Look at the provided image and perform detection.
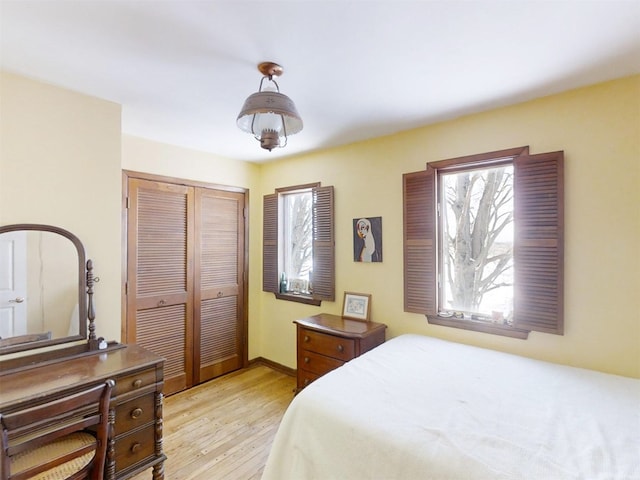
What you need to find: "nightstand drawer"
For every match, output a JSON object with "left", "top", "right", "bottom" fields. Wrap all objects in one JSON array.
[
  {"left": 298, "top": 369, "right": 321, "bottom": 389},
  {"left": 299, "top": 350, "right": 345, "bottom": 376},
  {"left": 299, "top": 329, "right": 355, "bottom": 361}
]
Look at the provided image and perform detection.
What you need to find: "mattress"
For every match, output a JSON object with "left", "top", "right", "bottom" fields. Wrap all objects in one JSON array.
[{"left": 262, "top": 334, "right": 640, "bottom": 479}]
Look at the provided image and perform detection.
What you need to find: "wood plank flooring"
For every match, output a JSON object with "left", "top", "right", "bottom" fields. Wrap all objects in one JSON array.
[{"left": 129, "top": 364, "right": 296, "bottom": 480}]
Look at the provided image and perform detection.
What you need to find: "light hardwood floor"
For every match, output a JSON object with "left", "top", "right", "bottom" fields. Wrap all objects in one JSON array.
[{"left": 129, "top": 364, "right": 296, "bottom": 480}]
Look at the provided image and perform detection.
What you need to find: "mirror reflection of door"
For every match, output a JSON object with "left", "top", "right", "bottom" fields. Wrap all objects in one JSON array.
[
  {"left": 0, "top": 231, "right": 28, "bottom": 337},
  {"left": 0, "top": 230, "right": 80, "bottom": 343}
]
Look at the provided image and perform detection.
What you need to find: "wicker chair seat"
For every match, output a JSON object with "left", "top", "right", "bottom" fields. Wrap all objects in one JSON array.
[{"left": 10, "top": 431, "right": 96, "bottom": 479}]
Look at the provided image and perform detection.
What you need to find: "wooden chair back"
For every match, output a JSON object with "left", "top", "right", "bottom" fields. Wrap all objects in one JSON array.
[{"left": 0, "top": 379, "right": 114, "bottom": 480}]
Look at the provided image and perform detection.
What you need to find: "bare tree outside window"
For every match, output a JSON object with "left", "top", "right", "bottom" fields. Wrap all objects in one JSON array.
[
  {"left": 284, "top": 191, "right": 313, "bottom": 281},
  {"left": 441, "top": 165, "right": 514, "bottom": 318}
]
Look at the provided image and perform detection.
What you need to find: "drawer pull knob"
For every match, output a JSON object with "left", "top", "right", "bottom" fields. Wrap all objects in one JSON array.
[
  {"left": 304, "top": 335, "right": 310, "bottom": 343},
  {"left": 132, "top": 379, "right": 143, "bottom": 388},
  {"left": 130, "top": 442, "right": 142, "bottom": 453},
  {"left": 337, "top": 344, "right": 344, "bottom": 353},
  {"left": 304, "top": 357, "right": 310, "bottom": 364},
  {"left": 131, "top": 408, "right": 143, "bottom": 419}
]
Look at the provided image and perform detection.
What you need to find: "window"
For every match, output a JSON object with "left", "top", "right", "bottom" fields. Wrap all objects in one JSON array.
[
  {"left": 282, "top": 190, "right": 313, "bottom": 288},
  {"left": 403, "top": 147, "right": 563, "bottom": 339},
  {"left": 440, "top": 162, "right": 514, "bottom": 321},
  {"left": 263, "top": 183, "right": 335, "bottom": 305}
]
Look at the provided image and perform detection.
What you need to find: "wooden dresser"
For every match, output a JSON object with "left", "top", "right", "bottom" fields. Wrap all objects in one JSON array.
[
  {"left": 294, "top": 313, "right": 386, "bottom": 392},
  {"left": 0, "top": 344, "right": 166, "bottom": 479}
]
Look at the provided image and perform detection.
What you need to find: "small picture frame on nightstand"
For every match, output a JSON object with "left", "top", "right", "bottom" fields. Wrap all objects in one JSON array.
[{"left": 342, "top": 292, "right": 371, "bottom": 321}]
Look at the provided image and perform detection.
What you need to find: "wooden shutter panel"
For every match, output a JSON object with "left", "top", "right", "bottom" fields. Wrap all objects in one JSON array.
[
  {"left": 263, "top": 193, "right": 278, "bottom": 293},
  {"left": 312, "top": 186, "right": 335, "bottom": 301},
  {"left": 403, "top": 169, "right": 436, "bottom": 315},
  {"left": 514, "top": 151, "right": 564, "bottom": 334}
]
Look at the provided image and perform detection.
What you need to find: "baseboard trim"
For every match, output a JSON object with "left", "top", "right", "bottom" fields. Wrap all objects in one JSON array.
[{"left": 249, "top": 357, "right": 296, "bottom": 377}]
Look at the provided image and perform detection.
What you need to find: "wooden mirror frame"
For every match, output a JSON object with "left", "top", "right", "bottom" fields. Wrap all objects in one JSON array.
[{"left": 0, "top": 224, "right": 90, "bottom": 355}]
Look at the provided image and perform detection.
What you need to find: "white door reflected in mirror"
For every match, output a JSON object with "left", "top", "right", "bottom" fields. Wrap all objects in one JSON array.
[{"left": 0, "top": 231, "right": 27, "bottom": 338}]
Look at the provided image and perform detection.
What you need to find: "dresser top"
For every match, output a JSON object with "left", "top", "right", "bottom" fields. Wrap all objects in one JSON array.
[
  {"left": 294, "top": 313, "right": 386, "bottom": 338},
  {"left": 0, "top": 344, "right": 163, "bottom": 410}
]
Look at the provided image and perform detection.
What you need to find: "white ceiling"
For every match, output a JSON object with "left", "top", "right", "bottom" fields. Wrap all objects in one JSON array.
[{"left": 2, "top": 1, "right": 639, "bottom": 163}]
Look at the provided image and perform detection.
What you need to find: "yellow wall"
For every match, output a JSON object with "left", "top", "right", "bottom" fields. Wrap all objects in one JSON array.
[
  {"left": 0, "top": 71, "right": 122, "bottom": 342},
  {"left": 258, "top": 75, "right": 640, "bottom": 378},
  {"left": 2, "top": 71, "right": 638, "bottom": 378}
]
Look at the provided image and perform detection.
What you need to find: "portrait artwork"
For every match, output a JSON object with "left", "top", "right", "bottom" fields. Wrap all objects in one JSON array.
[{"left": 353, "top": 216, "right": 382, "bottom": 262}]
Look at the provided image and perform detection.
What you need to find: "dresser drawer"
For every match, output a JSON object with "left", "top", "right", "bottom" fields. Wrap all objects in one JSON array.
[
  {"left": 115, "top": 424, "right": 156, "bottom": 473},
  {"left": 295, "top": 314, "right": 387, "bottom": 394},
  {"left": 299, "top": 350, "right": 345, "bottom": 376},
  {"left": 297, "top": 369, "right": 321, "bottom": 389},
  {"left": 299, "top": 329, "right": 355, "bottom": 361},
  {"left": 114, "top": 368, "right": 157, "bottom": 397},
  {"left": 114, "top": 393, "right": 155, "bottom": 436}
]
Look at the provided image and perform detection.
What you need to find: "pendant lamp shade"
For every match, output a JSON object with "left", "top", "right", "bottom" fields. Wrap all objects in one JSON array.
[{"left": 236, "top": 62, "right": 303, "bottom": 151}]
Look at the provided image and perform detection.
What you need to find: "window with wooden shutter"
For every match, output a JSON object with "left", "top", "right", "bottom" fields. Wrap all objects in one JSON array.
[
  {"left": 263, "top": 183, "right": 334, "bottom": 305},
  {"left": 402, "top": 147, "right": 564, "bottom": 338}
]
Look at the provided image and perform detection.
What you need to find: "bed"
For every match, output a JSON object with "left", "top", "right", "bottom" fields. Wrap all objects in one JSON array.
[{"left": 262, "top": 334, "right": 640, "bottom": 480}]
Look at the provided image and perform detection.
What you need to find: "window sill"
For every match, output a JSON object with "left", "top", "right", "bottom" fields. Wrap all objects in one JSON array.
[
  {"left": 275, "top": 292, "right": 321, "bottom": 306},
  {"left": 427, "top": 315, "right": 530, "bottom": 339}
]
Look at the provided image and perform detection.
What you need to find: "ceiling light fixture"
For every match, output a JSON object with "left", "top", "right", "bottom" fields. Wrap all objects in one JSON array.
[{"left": 236, "top": 62, "right": 303, "bottom": 152}]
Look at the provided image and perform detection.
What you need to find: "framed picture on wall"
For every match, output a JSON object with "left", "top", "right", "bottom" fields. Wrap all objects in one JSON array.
[
  {"left": 353, "top": 217, "right": 382, "bottom": 262},
  {"left": 342, "top": 292, "right": 371, "bottom": 321}
]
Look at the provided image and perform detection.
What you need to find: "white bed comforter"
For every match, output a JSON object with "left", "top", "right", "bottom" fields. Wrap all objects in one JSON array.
[{"left": 262, "top": 334, "right": 640, "bottom": 480}]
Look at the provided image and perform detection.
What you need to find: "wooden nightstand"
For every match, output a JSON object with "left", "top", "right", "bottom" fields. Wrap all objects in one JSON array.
[{"left": 294, "top": 313, "right": 387, "bottom": 392}]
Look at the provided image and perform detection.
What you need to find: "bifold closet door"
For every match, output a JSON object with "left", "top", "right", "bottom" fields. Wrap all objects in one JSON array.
[
  {"left": 126, "top": 178, "right": 194, "bottom": 395},
  {"left": 126, "top": 174, "right": 247, "bottom": 396},
  {"left": 194, "top": 188, "right": 245, "bottom": 384}
]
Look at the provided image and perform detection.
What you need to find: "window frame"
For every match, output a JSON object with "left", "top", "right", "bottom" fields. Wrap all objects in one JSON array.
[
  {"left": 403, "top": 146, "right": 564, "bottom": 339},
  {"left": 280, "top": 186, "right": 314, "bottom": 291},
  {"left": 437, "top": 158, "right": 515, "bottom": 322},
  {"left": 263, "top": 182, "right": 335, "bottom": 305}
]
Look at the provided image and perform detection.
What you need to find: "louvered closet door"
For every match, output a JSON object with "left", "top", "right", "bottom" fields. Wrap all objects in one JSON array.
[
  {"left": 194, "top": 188, "right": 245, "bottom": 384},
  {"left": 127, "top": 178, "right": 194, "bottom": 395}
]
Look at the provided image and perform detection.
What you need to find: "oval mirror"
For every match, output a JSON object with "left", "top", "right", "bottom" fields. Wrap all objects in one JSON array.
[{"left": 0, "top": 224, "right": 87, "bottom": 354}]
